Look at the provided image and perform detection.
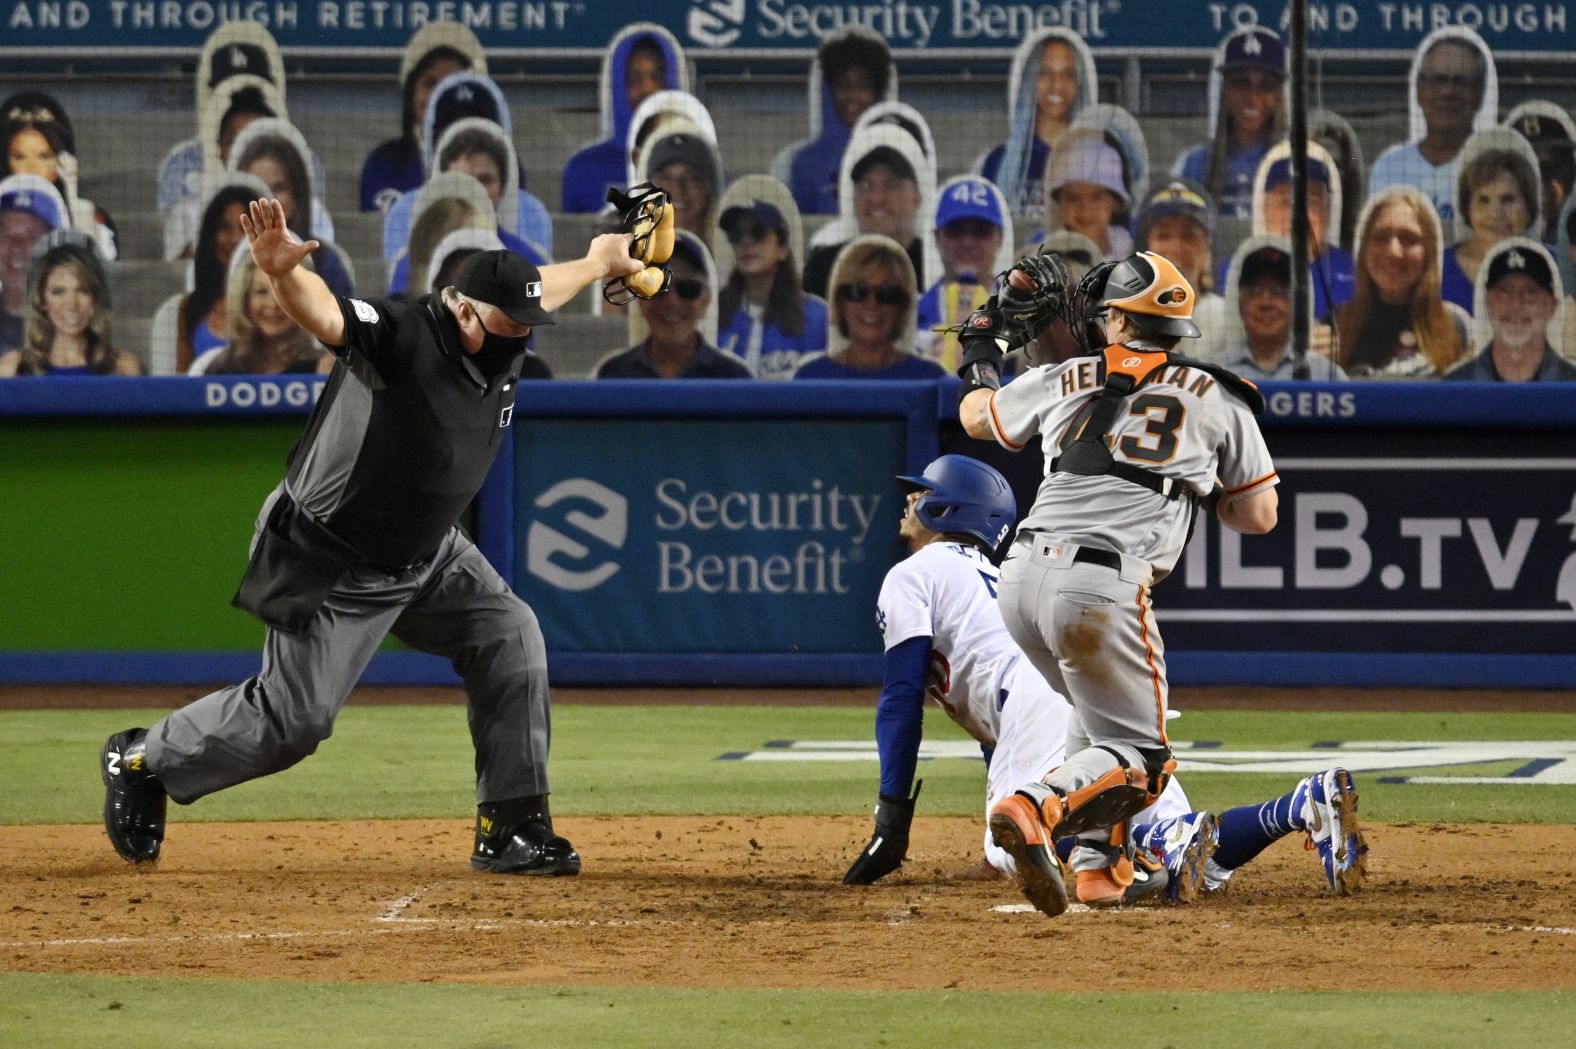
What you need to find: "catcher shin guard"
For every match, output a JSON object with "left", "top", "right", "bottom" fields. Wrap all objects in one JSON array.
[
  {"left": 1032, "top": 746, "right": 1176, "bottom": 840},
  {"left": 603, "top": 182, "right": 676, "bottom": 305},
  {"left": 1075, "top": 821, "right": 1137, "bottom": 906}
]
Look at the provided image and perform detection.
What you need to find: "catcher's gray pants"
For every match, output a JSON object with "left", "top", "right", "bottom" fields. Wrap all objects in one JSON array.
[
  {"left": 998, "top": 532, "right": 1168, "bottom": 873},
  {"left": 145, "top": 526, "right": 551, "bottom": 807}
]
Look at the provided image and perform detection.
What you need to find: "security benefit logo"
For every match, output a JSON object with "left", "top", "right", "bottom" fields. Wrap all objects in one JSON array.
[
  {"left": 654, "top": 477, "right": 880, "bottom": 596},
  {"left": 524, "top": 475, "right": 883, "bottom": 597},
  {"left": 526, "top": 479, "right": 628, "bottom": 592},
  {"left": 688, "top": 0, "right": 746, "bottom": 46}
]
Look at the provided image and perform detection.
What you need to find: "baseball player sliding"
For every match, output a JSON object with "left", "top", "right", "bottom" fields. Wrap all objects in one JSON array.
[
  {"left": 938, "top": 247, "right": 1364, "bottom": 915},
  {"left": 842, "top": 454, "right": 1367, "bottom": 903}
]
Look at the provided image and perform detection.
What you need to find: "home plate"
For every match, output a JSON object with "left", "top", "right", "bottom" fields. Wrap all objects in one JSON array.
[{"left": 991, "top": 903, "right": 1091, "bottom": 914}]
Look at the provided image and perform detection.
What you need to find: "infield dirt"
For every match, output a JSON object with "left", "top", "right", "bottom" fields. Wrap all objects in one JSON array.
[{"left": 4, "top": 816, "right": 1573, "bottom": 992}]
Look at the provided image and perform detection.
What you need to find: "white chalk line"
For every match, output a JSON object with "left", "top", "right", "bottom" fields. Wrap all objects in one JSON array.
[
  {"left": 991, "top": 903, "right": 1091, "bottom": 915},
  {"left": 375, "top": 885, "right": 429, "bottom": 923}
]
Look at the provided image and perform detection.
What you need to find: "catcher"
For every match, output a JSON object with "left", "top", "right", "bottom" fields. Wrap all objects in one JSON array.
[
  {"left": 99, "top": 189, "right": 664, "bottom": 876},
  {"left": 949, "top": 247, "right": 1349, "bottom": 916},
  {"left": 842, "top": 453, "right": 1367, "bottom": 905}
]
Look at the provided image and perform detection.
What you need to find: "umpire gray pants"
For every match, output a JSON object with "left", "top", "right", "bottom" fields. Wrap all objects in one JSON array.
[
  {"left": 998, "top": 532, "right": 1169, "bottom": 872},
  {"left": 144, "top": 526, "right": 552, "bottom": 807}
]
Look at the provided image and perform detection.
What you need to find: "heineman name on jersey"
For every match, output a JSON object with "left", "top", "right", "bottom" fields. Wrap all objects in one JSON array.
[{"left": 654, "top": 477, "right": 883, "bottom": 596}]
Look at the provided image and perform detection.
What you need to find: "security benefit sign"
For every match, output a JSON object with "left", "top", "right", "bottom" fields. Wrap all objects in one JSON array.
[
  {"left": 1157, "top": 443, "right": 1576, "bottom": 656},
  {"left": 514, "top": 417, "right": 907, "bottom": 653}
]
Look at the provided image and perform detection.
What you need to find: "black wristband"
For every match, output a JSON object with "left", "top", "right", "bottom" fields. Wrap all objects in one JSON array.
[{"left": 960, "top": 360, "right": 1001, "bottom": 400}]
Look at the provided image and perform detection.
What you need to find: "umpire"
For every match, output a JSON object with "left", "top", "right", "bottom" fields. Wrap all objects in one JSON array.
[{"left": 101, "top": 198, "right": 643, "bottom": 875}]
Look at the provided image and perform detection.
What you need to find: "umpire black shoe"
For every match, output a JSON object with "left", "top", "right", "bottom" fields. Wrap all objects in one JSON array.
[
  {"left": 471, "top": 816, "right": 581, "bottom": 876},
  {"left": 101, "top": 728, "right": 167, "bottom": 864}
]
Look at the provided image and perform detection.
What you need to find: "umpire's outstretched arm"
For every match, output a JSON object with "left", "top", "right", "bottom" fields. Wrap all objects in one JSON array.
[
  {"left": 238, "top": 197, "right": 644, "bottom": 346},
  {"left": 239, "top": 198, "right": 347, "bottom": 346}
]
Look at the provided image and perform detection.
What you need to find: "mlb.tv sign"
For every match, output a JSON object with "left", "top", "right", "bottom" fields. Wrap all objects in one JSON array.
[{"left": 1158, "top": 450, "right": 1576, "bottom": 658}]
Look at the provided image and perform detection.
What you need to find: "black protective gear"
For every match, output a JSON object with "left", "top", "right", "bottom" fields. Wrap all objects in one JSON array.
[
  {"left": 843, "top": 780, "right": 922, "bottom": 885},
  {"left": 955, "top": 296, "right": 1013, "bottom": 397}
]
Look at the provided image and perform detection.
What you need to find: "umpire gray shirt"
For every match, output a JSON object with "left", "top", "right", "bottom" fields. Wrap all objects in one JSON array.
[{"left": 285, "top": 293, "right": 520, "bottom": 569}]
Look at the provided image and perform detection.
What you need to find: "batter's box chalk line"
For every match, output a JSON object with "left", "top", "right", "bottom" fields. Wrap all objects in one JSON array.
[{"left": 376, "top": 885, "right": 431, "bottom": 923}]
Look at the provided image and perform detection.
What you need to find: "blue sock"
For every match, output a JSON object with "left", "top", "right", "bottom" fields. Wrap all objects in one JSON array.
[
  {"left": 1213, "top": 789, "right": 1301, "bottom": 870},
  {"left": 1055, "top": 837, "right": 1075, "bottom": 863}
]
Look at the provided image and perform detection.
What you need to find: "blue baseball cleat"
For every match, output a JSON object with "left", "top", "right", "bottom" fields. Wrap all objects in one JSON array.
[
  {"left": 1136, "top": 810, "right": 1218, "bottom": 903},
  {"left": 1295, "top": 767, "right": 1369, "bottom": 895}
]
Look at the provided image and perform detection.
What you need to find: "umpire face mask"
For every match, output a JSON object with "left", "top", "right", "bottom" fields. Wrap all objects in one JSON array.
[{"left": 459, "top": 296, "right": 530, "bottom": 374}]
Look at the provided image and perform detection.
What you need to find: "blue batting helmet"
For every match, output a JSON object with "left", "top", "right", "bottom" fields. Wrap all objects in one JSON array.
[{"left": 897, "top": 455, "right": 1016, "bottom": 550}]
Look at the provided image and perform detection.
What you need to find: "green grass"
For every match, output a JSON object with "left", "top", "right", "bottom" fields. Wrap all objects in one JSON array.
[
  {"left": 3, "top": 705, "right": 1574, "bottom": 826},
  {"left": 0, "top": 973, "right": 1570, "bottom": 1049}
]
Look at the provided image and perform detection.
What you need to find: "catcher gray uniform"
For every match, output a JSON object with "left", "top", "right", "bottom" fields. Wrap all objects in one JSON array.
[{"left": 984, "top": 347, "right": 1278, "bottom": 875}]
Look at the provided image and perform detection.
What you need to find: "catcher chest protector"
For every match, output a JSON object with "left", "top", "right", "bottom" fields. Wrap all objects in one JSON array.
[{"left": 1052, "top": 346, "right": 1264, "bottom": 500}]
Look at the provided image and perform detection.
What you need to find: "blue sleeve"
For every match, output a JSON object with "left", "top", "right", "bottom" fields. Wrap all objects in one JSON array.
[{"left": 876, "top": 635, "right": 930, "bottom": 798}]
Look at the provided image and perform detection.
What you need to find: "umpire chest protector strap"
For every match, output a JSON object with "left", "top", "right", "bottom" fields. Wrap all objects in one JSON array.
[{"left": 1050, "top": 345, "right": 1265, "bottom": 500}]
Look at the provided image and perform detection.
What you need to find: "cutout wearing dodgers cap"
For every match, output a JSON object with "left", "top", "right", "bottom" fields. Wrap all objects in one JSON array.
[
  {"left": 0, "top": 173, "right": 68, "bottom": 232},
  {"left": 1484, "top": 243, "right": 1554, "bottom": 294},
  {"left": 719, "top": 200, "right": 790, "bottom": 240},
  {"left": 1218, "top": 26, "right": 1286, "bottom": 77},
  {"left": 1263, "top": 155, "right": 1330, "bottom": 191}
]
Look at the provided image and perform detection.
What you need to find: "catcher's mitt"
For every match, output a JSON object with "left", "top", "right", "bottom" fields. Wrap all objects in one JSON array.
[
  {"left": 603, "top": 183, "right": 675, "bottom": 304},
  {"left": 998, "top": 247, "right": 1072, "bottom": 343}
]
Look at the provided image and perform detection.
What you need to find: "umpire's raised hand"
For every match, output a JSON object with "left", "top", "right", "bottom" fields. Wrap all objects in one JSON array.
[
  {"left": 240, "top": 198, "right": 319, "bottom": 278},
  {"left": 238, "top": 197, "right": 343, "bottom": 347}
]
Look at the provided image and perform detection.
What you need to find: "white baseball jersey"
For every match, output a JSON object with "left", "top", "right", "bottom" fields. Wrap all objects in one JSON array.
[
  {"left": 877, "top": 541, "right": 1022, "bottom": 747},
  {"left": 985, "top": 351, "right": 1278, "bottom": 577}
]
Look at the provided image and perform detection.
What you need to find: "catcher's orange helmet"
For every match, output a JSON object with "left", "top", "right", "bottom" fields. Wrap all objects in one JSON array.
[{"left": 1071, "top": 250, "right": 1201, "bottom": 351}]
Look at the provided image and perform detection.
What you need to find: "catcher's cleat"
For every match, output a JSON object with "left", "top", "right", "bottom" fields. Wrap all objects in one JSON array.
[
  {"left": 1296, "top": 767, "right": 1368, "bottom": 895},
  {"left": 471, "top": 818, "right": 581, "bottom": 876},
  {"left": 1073, "top": 846, "right": 1170, "bottom": 907},
  {"left": 101, "top": 728, "right": 167, "bottom": 864},
  {"left": 988, "top": 788, "right": 1068, "bottom": 917},
  {"left": 1137, "top": 810, "right": 1219, "bottom": 904},
  {"left": 1126, "top": 847, "right": 1170, "bottom": 903}
]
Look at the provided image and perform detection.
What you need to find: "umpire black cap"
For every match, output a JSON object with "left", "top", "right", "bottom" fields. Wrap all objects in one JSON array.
[{"left": 456, "top": 250, "right": 555, "bottom": 326}]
